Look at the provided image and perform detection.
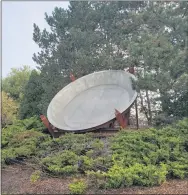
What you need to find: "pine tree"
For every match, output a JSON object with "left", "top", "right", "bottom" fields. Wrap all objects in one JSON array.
[
  {"left": 31, "top": 1, "right": 188, "bottom": 121},
  {"left": 32, "top": 2, "right": 144, "bottom": 115}
]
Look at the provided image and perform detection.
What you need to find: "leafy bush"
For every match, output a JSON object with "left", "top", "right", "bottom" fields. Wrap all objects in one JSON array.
[
  {"left": 86, "top": 118, "right": 188, "bottom": 189},
  {"left": 36, "top": 133, "right": 94, "bottom": 158},
  {"left": 1, "top": 148, "right": 17, "bottom": 166},
  {"left": 41, "top": 150, "right": 79, "bottom": 176},
  {"left": 18, "top": 116, "right": 45, "bottom": 131},
  {"left": 69, "top": 179, "right": 87, "bottom": 194},
  {"left": 154, "top": 113, "right": 180, "bottom": 127},
  {"left": 2, "top": 117, "right": 188, "bottom": 191},
  {"left": 1, "top": 128, "right": 50, "bottom": 166},
  {"left": 2, "top": 124, "right": 25, "bottom": 147},
  {"left": 30, "top": 170, "right": 41, "bottom": 183},
  {"left": 91, "top": 139, "right": 104, "bottom": 150},
  {"left": 79, "top": 156, "right": 94, "bottom": 171},
  {"left": 2, "top": 91, "right": 18, "bottom": 127},
  {"left": 105, "top": 163, "right": 167, "bottom": 188},
  {"left": 86, "top": 170, "right": 106, "bottom": 189},
  {"left": 2, "top": 116, "right": 46, "bottom": 148}
]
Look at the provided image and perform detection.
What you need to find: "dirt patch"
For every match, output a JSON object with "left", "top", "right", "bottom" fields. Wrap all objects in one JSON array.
[
  {"left": 2, "top": 165, "right": 188, "bottom": 194},
  {"left": 1, "top": 165, "right": 71, "bottom": 194}
]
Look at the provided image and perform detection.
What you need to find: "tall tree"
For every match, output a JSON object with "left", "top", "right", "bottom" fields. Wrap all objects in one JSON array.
[
  {"left": 19, "top": 70, "right": 44, "bottom": 119},
  {"left": 32, "top": 1, "right": 144, "bottom": 115},
  {"left": 2, "top": 65, "right": 32, "bottom": 102},
  {"left": 127, "top": 1, "right": 188, "bottom": 123},
  {"left": 32, "top": 1, "right": 188, "bottom": 122}
]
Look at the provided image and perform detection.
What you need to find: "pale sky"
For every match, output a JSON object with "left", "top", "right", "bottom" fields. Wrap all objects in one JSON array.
[{"left": 2, "top": 1, "right": 70, "bottom": 77}]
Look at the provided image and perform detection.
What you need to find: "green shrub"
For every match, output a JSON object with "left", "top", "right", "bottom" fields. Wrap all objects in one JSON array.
[
  {"left": 2, "top": 117, "right": 188, "bottom": 190},
  {"left": 79, "top": 156, "right": 94, "bottom": 171},
  {"left": 2, "top": 116, "right": 45, "bottom": 148},
  {"left": 16, "top": 116, "right": 45, "bottom": 131},
  {"left": 41, "top": 150, "right": 79, "bottom": 176},
  {"left": 168, "top": 161, "right": 188, "bottom": 179},
  {"left": 2, "top": 125, "right": 25, "bottom": 147},
  {"left": 93, "top": 156, "right": 112, "bottom": 171},
  {"left": 30, "top": 170, "right": 41, "bottom": 183},
  {"left": 91, "top": 139, "right": 104, "bottom": 150},
  {"left": 1, "top": 148, "right": 16, "bottom": 166},
  {"left": 1, "top": 129, "right": 50, "bottom": 165},
  {"left": 49, "top": 133, "right": 93, "bottom": 155},
  {"left": 69, "top": 179, "right": 87, "bottom": 194},
  {"left": 105, "top": 163, "right": 167, "bottom": 188},
  {"left": 86, "top": 170, "right": 106, "bottom": 189}
]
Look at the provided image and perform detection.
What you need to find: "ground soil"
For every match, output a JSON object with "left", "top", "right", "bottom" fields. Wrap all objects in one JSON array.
[{"left": 2, "top": 164, "right": 188, "bottom": 194}]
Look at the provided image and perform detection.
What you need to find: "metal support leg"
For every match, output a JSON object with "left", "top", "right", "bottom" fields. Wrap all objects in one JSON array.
[
  {"left": 40, "top": 115, "right": 54, "bottom": 137},
  {"left": 70, "top": 73, "right": 76, "bottom": 82},
  {"left": 115, "top": 109, "right": 127, "bottom": 128}
]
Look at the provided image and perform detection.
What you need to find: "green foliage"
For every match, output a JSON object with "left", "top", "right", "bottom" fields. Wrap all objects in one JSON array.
[
  {"left": 169, "top": 73, "right": 188, "bottom": 117},
  {"left": 1, "top": 148, "right": 17, "bottom": 166},
  {"left": 2, "top": 117, "right": 188, "bottom": 191},
  {"left": 2, "top": 123, "right": 25, "bottom": 147},
  {"left": 41, "top": 150, "right": 79, "bottom": 176},
  {"left": 32, "top": 1, "right": 144, "bottom": 115},
  {"left": 2, "top": 91, "right": 19, "bottom": 127},
  {"left": 69, "top": 179, "right": 87, "bottom": 194},
  {"left": 105, "top": 163, "right": 167, "bottom": 188},
  {"left": 2, "top": 65, "right": 31, "bottom": 102},
  {"left": 18, "top": 116, "right": 45, "bottom": 131},
  {"left": 19, "top": 70, "right": 44, "bottom": 119},
  {"left": 86, "top": 170, "right": 106, "bottom": 189},
  {"left": 1, "top": 117, "right": 49, "bottom": 166},
  {"left": 2, "top": 116, "right": 45, "bottom": 147},
  {"left": 19, "top": 0, "right": 187, "bottom": 121},
  {"left": 30, "top": 170, "right": 41, "bottom": 183},
  {"left": 80, "top": 156, "right": 94, "bottom": 171},
  {"left": 86, "top": 118, "right": 188, "bottom": 189},
  {"left": 1, "top": 130, "right": 49, "bottom": 165},
  {"left": 168, "top": 161, "right": 188, "bottom": 179},
  {"left": 91, "top": 139, "right": 104, "bottom": 150},
  {"left": 38, "top": 133, "right": 93, "bottom": 156},
  {"left": 30, "top": 1, "right": 188, "bottom": 120}
]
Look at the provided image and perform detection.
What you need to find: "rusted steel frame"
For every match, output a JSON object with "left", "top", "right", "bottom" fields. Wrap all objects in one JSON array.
[
  {"left": 40, "top": 115, "right": 54, "bottom": 137},
  {"left": 70, "top": 73, "right": 76, "bottom": 81},
  {"left": 115, "top": 109, "right": 127, "bottom": 128}
]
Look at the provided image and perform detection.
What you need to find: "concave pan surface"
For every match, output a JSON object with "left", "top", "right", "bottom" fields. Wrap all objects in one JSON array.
[{"left": 47, "top": 70, "right": 137, "bottom": 131}]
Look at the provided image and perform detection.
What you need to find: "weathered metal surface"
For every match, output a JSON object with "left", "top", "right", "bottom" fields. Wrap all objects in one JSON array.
[
  {"left": 70, "top": 73, "right": 76, "bottom": 82},
  {"left": 40, "top": 115, "right": 54, "bottom": 137},
  {"left": 47, "top": 70, "right": 137, "bottom": 131},
  {"left": 115, "top": 109, "right": 127, "bottom": 128}
]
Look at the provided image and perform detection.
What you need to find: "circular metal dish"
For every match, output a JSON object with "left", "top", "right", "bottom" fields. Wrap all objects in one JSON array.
[{"left": 47, "top": 70, "right": 137, "bottom": 131}]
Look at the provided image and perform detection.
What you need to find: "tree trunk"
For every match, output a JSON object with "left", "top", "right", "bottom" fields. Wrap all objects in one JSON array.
[
  {"left": 135, "top": 98, "right": 139, "bottom": 129},
  {"left": 139, "top": 92, "right": 150, "bottom": 122},
  {"left": 146, "top": 90, "right": 152, "bottom": 125}
]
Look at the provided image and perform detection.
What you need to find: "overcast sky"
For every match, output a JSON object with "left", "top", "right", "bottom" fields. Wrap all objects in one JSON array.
[{"left": 2, "top": 1, "right": 70, "bottom": 78}]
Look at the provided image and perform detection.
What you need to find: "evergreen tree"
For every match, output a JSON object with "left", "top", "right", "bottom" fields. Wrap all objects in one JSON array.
[
  {"left": 32, "top": 1, "right": 144, "bottom": 115},
  {"left": 32, "top": 1, "right": 188, "bottom": 121},
  {"left": 19, "top": 70, "right": 44, "bottom": 119}
]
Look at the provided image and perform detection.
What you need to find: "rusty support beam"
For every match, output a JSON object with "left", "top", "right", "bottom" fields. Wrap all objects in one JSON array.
[
  {"left": 70, "top": 73, "right": 76, "bottom": 82},
  {"left": 115, "top": 109, "right": 127, "bottom": 128},
  {"left": 40, "top": 115, "right": 54, "bottom": 137}
]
